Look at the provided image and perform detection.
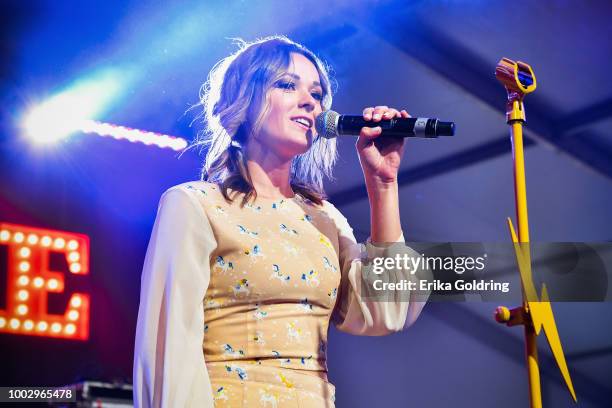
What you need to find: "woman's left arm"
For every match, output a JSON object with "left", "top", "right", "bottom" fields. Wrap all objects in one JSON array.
[
  {"left": 357, "top": 105, "right": 408, "bottom": 243},
  {"left": 327, "top": 200, "right": 429, "bottom": 336},
  {"left": 330, "top": 106, "right": 430, "bottom": 336}
]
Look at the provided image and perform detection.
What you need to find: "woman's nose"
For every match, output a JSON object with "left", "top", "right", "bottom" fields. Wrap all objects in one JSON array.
[{"left": 298, "top": 90, "right": 316, "bottom": 111}]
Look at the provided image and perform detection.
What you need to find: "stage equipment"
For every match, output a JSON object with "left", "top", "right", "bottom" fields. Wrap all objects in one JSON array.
[
  {"left": 315, "top": 111, "right": 455, "bottom": 138},
  {"left": 48, "top": 381, "right": 133, "bottom": 407},
  {"left": 79, "top": 120, "right": 188, "bottom": 151},
  {"left": 493, "top": 58, "right": 577, "bottom": 407}
]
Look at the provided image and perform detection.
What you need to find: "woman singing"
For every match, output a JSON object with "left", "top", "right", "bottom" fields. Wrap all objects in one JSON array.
[{"left": 133, "top": 35, "right": 427, "bottom": 407}]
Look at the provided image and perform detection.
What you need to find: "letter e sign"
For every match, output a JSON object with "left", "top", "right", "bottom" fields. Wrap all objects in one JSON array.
[{"left": 0, "top": 223, "right": 90, "bottom": 340}]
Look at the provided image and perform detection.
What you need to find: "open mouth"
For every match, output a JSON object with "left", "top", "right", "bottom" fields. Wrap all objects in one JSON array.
[
  {"left": 290, "top": 117, "right": 312, "bottom": 131},
  {"left": 293, "top": 121, "right": 310, "bottom": 130}
]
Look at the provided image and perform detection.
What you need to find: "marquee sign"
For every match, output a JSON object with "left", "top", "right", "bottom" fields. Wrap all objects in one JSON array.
[{"left": 0, "top": 223, "right": 90, "bottom": 340}]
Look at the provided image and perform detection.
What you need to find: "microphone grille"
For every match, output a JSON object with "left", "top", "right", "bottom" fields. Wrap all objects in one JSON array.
[{"left": 315, "top": 110, "right": 339, "bottom": 139}]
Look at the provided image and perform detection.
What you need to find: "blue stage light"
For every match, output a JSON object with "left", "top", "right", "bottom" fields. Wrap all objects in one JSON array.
[{"left": 21, "top": 70, "right": 123, "bottom": 145}]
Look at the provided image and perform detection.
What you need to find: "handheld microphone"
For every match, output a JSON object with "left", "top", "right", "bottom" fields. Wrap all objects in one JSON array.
[{"left": 315, "top": 110, "right": 455, "bottom": 139}]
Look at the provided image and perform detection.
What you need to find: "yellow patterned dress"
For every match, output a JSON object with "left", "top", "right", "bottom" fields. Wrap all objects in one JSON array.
[{"left": 133, "top": 181, "right": 427, "bottom": 407}]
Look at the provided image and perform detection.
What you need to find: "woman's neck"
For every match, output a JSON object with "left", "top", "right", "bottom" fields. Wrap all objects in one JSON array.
[{"left": 245, "top": 144, "right": 294, "bottom": 199}]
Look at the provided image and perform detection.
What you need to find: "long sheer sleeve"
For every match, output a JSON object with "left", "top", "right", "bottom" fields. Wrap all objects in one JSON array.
[
  {"left": 324, "top": 201, "right": 430, "bottom": 336},
  {"left": 133, "top": 187, "right": 217, "bottom": 407}
]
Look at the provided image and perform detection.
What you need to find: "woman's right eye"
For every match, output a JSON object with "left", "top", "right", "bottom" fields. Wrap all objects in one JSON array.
[{"left": 276, "top": 81, "right": 296, "bottom": 90}]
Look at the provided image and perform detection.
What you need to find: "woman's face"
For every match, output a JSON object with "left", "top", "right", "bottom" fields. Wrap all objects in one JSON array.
[{"left": 254, "top": 52, "right": 324, "bottom": 160}]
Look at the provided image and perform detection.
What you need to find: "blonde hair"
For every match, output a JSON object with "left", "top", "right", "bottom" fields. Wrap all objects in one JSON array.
[{"left": 193, "top": 35, "right": 337, "bottom": 205}]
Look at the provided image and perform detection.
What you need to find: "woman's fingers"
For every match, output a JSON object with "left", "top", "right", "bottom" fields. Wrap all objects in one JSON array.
[
  {"left": 363, "top": 106, "right": 410, "bottom": 121},
  {"left": 371, "top": 106, "right": 389, "bottom": 122},
  {"left": 360, "top": 106, "right": 409, "bottom": 145},
  {"left": 382, "top": 109, "right": 399, "bottom": 120},
  {"left": 363, "top": 106, "right": 391, "bottom": 121},
  {"left": 360, "top": 106, "right": 410, "bottom": 141},
  {"left": 360, "top": 125, "right": 382, "bottom": 139}
]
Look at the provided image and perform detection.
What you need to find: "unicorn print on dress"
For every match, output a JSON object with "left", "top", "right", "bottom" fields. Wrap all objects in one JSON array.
[
  {"left": 259, "top": 389, "right": 280, "bottom": 408},
  {"left": 213, "top": 256, "right": 234, "bottom": 274},
  {"left": 279, "top": 223, "right": 298, "bottom": 236},
  {"left": 213, "top": 386, "right": 228, "bottom": 402},
  {"left": 231, "top": 278, "right": 250, "bottom": 297},
  {"left": 301, "top": 214, "right": 313, "bottom": 223},
  {"left": 204, "top": 296, "right": 221, "bottom": 310},
  {"left": 270, "top": 264, "right": 290, "bottom": 285},
  {"left": 213, "top": 205, "right": 228, "bottom": 217},
  {"left": 222, "top": 343, "right": 245, "bottom": 358},
  {"left": 224, "top": 364, "right": 248, "bottom": 380},
  {"left": 253, "top": 304, "right": 268, "bottom": 320},
  {"left": 319, "top": 234, "right": 334, "bottom": 250},
  {"left": 245, "top": 202, "right": 262, "bottom": 213},
  {"left": 253, "top": 330, "right": 265, "bottom": 345},
  {"left": 297, "top": 298, "right": 314, "bottom": 312},
  {"left": 322, "top": 256, "right": 338, "bottom": 273},
  {"left": 286, "top": 321, "right": 304, "bottom": 342},
  {"left": 328, "top": 287, "right": 338, "bottom": 302},
  {"left": 189, "top": 181, "right": 348, "bottom": 405},
  {"left": 301, "top": 270, "right": 320, "bottom": 287},
  {"left": 277, "top": 372, "right": 294, "bottom": 388},
  {"left": 186, "top": 185, "right": 207, "bottom": 197},
  {"left": 271, "top": 199, "right": 291, "bottom": 212},
  {"left": 271, "top": 351, "right": 290, "bottom": 365},
  {"left": 244, "top": 244, "right": 264, "bottom": 260},
  {"left": 237, "top": 224, "right": 258, "bottom": 237},
  {"left": 300, "top": 355, "right": 316, "bottom": 369}
]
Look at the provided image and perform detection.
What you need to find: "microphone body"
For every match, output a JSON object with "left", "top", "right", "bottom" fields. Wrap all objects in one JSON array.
[{"left": 315, "top": 110, "right": 455, "bottom": 139}]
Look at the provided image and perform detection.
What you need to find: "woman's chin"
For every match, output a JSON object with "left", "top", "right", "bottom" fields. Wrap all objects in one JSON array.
[
  {"left": 284, "top": 134, "right": 313, "bottom": 156},
  {"left": 262, "top": 130, "right": 314, "bottom": 159}
]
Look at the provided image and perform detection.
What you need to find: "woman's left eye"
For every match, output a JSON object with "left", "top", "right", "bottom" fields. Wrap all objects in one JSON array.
[{"left": 311, "top": 92, "right": 323, "bottom": 101}]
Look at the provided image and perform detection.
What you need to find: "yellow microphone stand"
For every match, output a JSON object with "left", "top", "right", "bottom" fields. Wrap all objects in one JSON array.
[{"left": 493, "top": 58, "right": 577, "bottom": 408}]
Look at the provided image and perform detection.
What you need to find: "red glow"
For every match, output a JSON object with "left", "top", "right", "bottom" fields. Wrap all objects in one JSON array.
[{"left": 0, "top": 223, "right": 90, "bottom": 340}]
